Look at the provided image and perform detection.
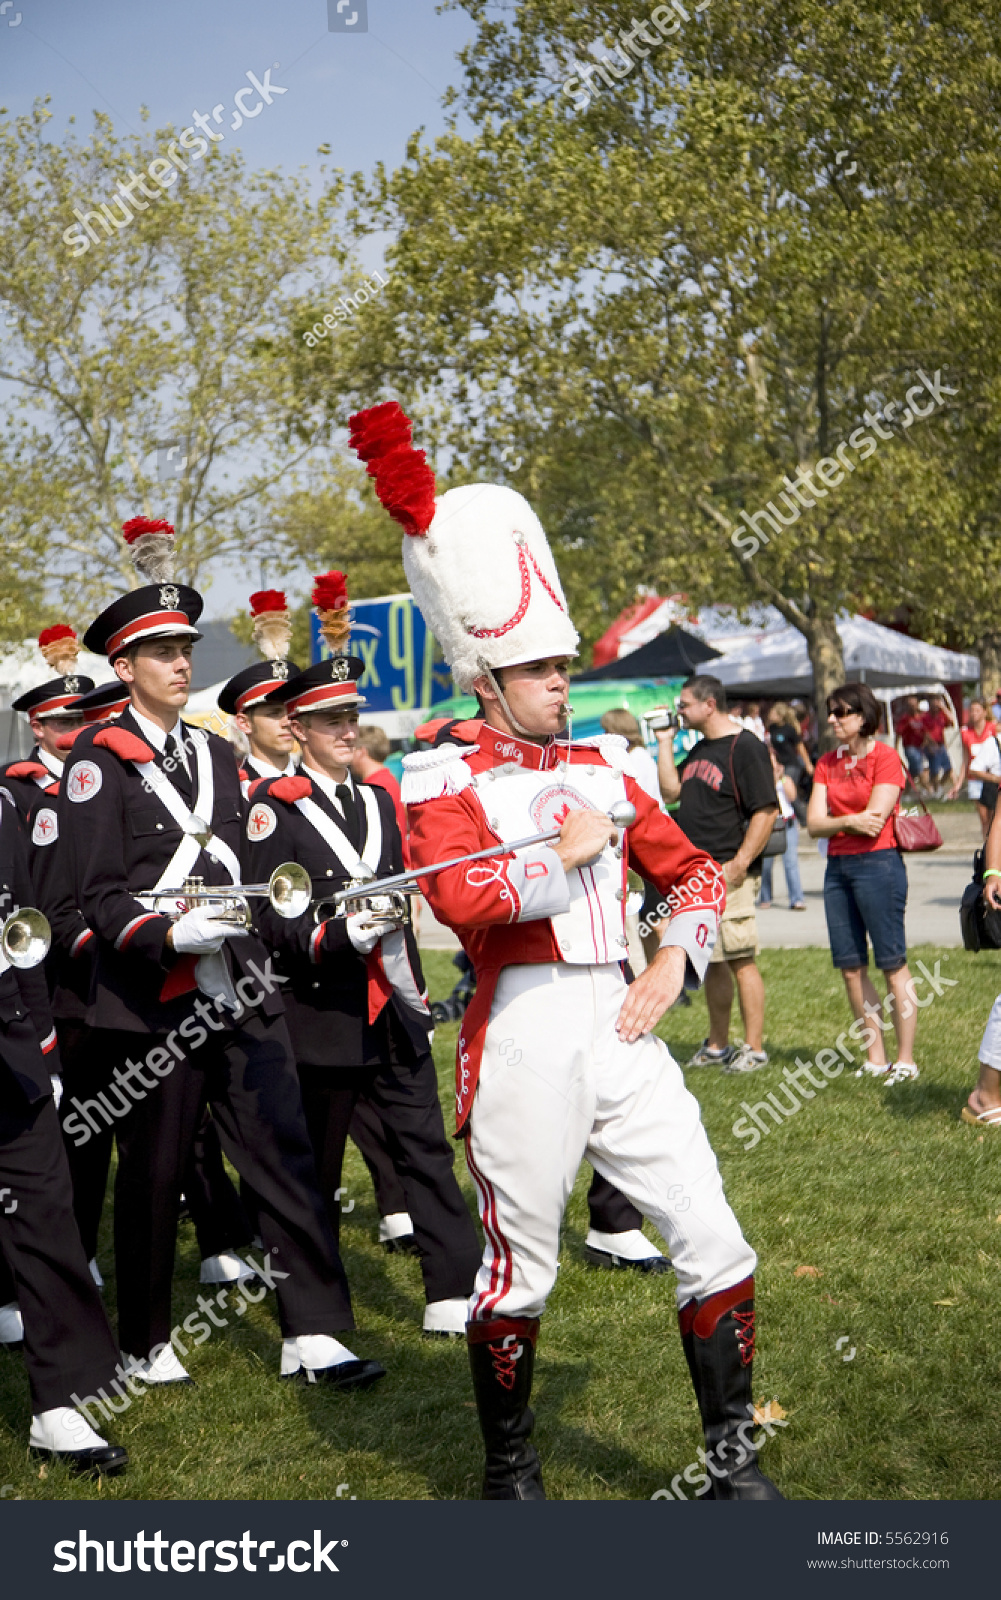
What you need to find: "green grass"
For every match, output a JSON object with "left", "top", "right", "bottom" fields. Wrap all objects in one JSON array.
[{"left": 1, "top": 945, "right": 999, "bottom": 1500}]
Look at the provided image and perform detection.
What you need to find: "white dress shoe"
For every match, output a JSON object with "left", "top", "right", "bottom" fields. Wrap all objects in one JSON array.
[
  {"left": 88, "top": 1258, "right": 104, "bottom": 1290},
  {"left": 422, "top": 1297, "right": 469, "bottom": 1337},
  {"left": 378, "top": 1211, "right": 415, "bottom": 1243},
  {"left": 199, "top": 1250, "right": 258, "bottom": 1285},
  {"left": 0, "top": 1300, "right": 24, "bottom": 1346},
  {"left": 585, "top": 1228, "right": 673, "bottom": 1274},
  {"left": 121, "top": 1344, "right": 193, "bottom": 1385},
  {"left": 29, "top": 1406, "right": 128, "bottom": 1476},
  {"left": 280, "top": 1334, "right": 385, "bottom": 1391}
]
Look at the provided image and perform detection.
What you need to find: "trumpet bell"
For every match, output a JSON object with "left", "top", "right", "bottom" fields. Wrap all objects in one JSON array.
[
  {"left": 269, "top": 861, "right": 312, "bottom": 920},
  {"left": 2, "top": 907, "right": 51, "bottom": 969}
]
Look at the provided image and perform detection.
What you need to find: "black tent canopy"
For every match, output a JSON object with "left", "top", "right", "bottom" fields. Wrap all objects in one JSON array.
[{"left": 573, "top": 625, "right": 722, "bottom": 682}]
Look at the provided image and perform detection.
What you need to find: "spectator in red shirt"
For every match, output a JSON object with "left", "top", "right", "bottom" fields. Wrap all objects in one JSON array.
[
  {"left": 920, "top": 695, "right": 953, "bottom": 796},
  {"left": 895, "top": 695, "right": 929, "bottom": 785},
  {"left": 807, "top": 683, "right": 918, "bottom": 1085}
]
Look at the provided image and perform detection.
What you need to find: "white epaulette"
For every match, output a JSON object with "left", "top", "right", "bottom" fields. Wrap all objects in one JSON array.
[
  {"left": 575, "top": 733, "right": 630, "bottom": 770},
  {"left": 401, "top": 744, "right": 479, "bottom": 805}
]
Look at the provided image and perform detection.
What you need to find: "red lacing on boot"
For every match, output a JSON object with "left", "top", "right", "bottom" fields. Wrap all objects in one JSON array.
[
  {"left": 468, "top": 1316, "right": 539, "bottom": 1392},
  {"left": 732, "top": 1307, "right": 756, "bottom": 1366}
]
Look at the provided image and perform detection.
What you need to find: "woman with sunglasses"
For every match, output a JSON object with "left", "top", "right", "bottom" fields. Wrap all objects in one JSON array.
[{"left": 807, "top": 683, "right": 918, "bottom": 1084}]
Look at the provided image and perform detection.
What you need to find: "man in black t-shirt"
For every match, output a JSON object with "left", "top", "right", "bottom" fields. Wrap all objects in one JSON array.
[{"left": 659, "top": 676, "right": 779, "bottom": 1074}]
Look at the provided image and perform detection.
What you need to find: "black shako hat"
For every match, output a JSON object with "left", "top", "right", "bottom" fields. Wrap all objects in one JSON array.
[
  {"left": 12, "top": 673, "right": 95, "bottom": 718},
  {"left": 83, "top": 582, "right": 203, "bottom": 659},
  {"left": 279, "top": 655, "right": 367, "bottom": 715},
  {"left": 218, "top": 659, "right": 303, "bottom": 717},
  {"left": 75, "top": 680, "right": 132, "bottom": 722}
]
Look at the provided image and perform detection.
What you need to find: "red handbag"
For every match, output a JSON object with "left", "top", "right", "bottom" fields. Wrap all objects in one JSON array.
[{"left": 891, "top": 772, "right": 943, "bottom": 853}]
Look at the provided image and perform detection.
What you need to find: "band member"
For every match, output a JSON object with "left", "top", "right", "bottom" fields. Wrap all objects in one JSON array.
[
  {"left": 0, "top": 791, "right": 127, "bottom": 1475},
  {"left": 245, "top": 572, "right": 481, "bottom": 1336},
  {"left": 57, "top": 515, "right": 384, "bottom": 1390},
  {"left": 350, "top": 401, "right": 782, "bottom": 1500},
  {"left": 218, "top": 590, "right": 300, "bottom": 794},
  {"left": 0, "top": 630, "right": 96, "bottom": 1313}
]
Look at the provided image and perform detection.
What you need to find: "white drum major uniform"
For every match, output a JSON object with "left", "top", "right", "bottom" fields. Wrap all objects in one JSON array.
[{"left": 348, "top": 400, "right": 783, "bottom": 1501}]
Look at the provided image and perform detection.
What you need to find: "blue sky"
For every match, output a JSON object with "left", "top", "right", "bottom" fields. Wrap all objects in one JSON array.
[
  {"left": 0, "top": 0, "right": 477, "bottom": 616},
  {"left": 0, "top": 0, "right": 472, "bottom": 182}
]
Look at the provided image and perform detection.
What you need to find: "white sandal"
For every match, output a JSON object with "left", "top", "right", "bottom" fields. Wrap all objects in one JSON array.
[{"left": 884, "top": 1062, "right": 919, "bottom": 1084}]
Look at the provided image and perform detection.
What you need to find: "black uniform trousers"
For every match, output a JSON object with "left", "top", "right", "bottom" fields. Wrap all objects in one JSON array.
[
  {"left": 77, "top": 1012, "right": 353, "bottom": 1357},
  {"left": 587, "top": 1169, "right": 646, "bottom": 1234},
  {"left": 182, "top": 1109, "right": 255, "bottom": 1262},
  {"left": 297, "top": 1017, "right": 480, "bottom": 1306},
  {"left": 0, "top": 1094, "right": 119, "bottom": 1413},
  {"left": 349, "top": 1096, "right": 408, "bottom": 1219}
]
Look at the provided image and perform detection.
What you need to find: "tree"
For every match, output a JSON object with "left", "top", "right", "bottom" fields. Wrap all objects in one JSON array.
[
  {"left": 0, "top": 100, "right": 353, "bottom": 638},
  {"left": 361, "top": 0, "right": 1001, "bottom": 705}
]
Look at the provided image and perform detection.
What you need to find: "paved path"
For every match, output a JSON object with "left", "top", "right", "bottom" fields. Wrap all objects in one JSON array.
[{"left": 417, "top": 837, "right": 981, "bottom": 953}]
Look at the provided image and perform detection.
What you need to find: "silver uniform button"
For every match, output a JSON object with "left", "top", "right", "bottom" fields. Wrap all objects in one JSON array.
[
  {"left": 491, "top": 818, "right": 500, "bottom": 829},
  {"left": 326, "top": 869, "right": 333, "bottom": 877},
  {"left": 156, "top": 822, "right": 164, "bottom": 830},
  {"left": 587, "top": 765, "right": 595, "bottom": 776},
  {"left": 617, "top": 935, "right": 628, "bottom": 947},
  {"left": 312, "top": 981, "right": 320, "bottom": 989},
  {"left": 560, "top": 941, "right": 572, "bottom": 951},
  {"left": 615, "top": 888, "right": 626, "bottom": 902},
  {"left": 613, "top": 846, "right": 623, "bottom": 859}
]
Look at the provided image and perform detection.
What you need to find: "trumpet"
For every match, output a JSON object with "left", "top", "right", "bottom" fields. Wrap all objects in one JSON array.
[
  {"left": 1, "top": 906, "right": 51, "bottom": 969},
  {"left": 135, "top": 862, "right": 312, "bottom": 927},
  {"left": 313, "top": 799, "right": 638, "bottom": 923}
]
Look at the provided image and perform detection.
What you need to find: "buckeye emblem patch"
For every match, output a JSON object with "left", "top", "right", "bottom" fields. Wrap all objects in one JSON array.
[
  {"left": 271, "top": 660, "right": 289, "bottom": 679},
  {"left": 331, "top": 658, "right": 350, "bottom": 682},
  {"left": 31, "top": 808, "right": 58, "bottom": 846},
  {"left": 63, "top": 676, "right": 80, "bottom": 695},
  {"left": 67, "top": 760, "right": 103, "bottom": 804},
  {"left": 159, "top": 584, "right": 181, "bottom": 610},
  {"left": 247, "top": 802, "right": 277, "bottom": 841},
  {"left": 529, "top": 783, "right": 592, "bottom": 833}
]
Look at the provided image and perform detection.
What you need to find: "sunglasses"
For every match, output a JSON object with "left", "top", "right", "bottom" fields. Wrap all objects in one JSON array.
[{"left": 829, "top": 707, "right": 858, "bottom": 719}]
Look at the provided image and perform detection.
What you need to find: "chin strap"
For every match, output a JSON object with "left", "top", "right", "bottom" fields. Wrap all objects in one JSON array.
[
  {"left": 478, "top": 659, "right": 572, "bottom": 752},
  {"left": 478, "top": 661, "right": 536, "bottom": 739}
]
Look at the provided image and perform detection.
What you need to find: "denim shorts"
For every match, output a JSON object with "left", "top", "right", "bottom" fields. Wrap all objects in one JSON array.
[{"left": 823, "top": 847, "right": 908, "bottom": 971}]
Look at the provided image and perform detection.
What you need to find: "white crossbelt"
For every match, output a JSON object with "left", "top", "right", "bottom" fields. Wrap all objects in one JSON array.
[
  {"left": 293, "top": 785, "right": 383, "bottom": 878},
  {"left": 132, "top": 731, "right": 241, "bottom": 898},
  {"left": 295, "top": 787, "right": 428, "bottom": 1016}
]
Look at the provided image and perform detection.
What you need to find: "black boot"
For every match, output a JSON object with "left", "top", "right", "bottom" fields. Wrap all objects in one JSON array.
[
  {"left": 679, "top": 1276, "right": 784, "bottom": 1500},
  {"left": 467, "top": 1317, "right": 546, "bottom": 1500}
]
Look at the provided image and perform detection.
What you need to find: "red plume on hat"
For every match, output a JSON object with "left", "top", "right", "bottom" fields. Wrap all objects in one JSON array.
[
  {"left": 311, "top": 570, "right": 351, "bottom": 654},
  {"left": 38, "top": 624, "right": 80, "bottom": 676},
  {"left": 122, "top": 515, "right": 176, "bottom": 583},
  {"left": 348, "top": 402, "right": 437, "bottom": 537},
  {"left": 249, "top": 589, "right": 292, "bottom": 660}
]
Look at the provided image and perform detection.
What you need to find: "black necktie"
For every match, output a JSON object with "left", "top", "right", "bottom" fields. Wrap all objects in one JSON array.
[
  {"left": 335, "top": 784, "right": 360, "bottom": 850},
  {"left": 166, "top": 733, "right": 194, "bottom": 806}
]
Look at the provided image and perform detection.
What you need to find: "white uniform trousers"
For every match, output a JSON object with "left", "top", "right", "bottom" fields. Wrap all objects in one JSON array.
[{"left": 465, "top": 962, "right": 756, "bottom": 1321}]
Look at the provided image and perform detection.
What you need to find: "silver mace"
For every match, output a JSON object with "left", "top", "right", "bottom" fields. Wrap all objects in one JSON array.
[{"left": 316, "top": 798, "right": 637, "bottom": 917}]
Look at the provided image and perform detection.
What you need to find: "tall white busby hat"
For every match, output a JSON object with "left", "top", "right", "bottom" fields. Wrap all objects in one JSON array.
[{"left": 347, "top": 402, "right": 578, "bottom": 692}]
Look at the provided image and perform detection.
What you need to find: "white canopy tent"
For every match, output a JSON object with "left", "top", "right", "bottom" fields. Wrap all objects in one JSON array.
[{"left": 614, "top": 603, "right": 978, "bottom": 697}]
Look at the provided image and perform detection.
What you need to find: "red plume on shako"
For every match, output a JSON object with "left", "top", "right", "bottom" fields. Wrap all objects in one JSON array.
[{"left": 347, "top": 400, "right": 578, "bottom": 694}]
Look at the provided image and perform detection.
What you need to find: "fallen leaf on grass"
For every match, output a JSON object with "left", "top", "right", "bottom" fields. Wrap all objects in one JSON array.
[
  {"left": 821, "top": 1294, "right": 841, "bottom": 1306},
  {"left": 933, "top": 1298, "right": 959, "bottom": 1306},
  {"left": 37, "top": 1465, "right": 47, "bottom": 1480},
  {"left": 794, "top": 1265, "right": 823, "bottom": 1278},
  {"left": 752, "top": 1400, "right": 787, "bottom": 1425}
]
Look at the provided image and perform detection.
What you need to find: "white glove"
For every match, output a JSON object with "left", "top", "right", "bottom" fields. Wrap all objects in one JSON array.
[
  {"left": 50, "top": 1074, "right": 63, "bottom": 1110},
  {"left": 346, "top": 911, "right": 398, "bottom": 955},
  {"left": 195, "top": 952, "right": 243, "bottom": 1013},
  {"left": 170, "top": 905, "right": 248, "bottom": 955}
]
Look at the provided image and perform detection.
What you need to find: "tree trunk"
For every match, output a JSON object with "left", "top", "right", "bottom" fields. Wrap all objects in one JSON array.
[
  {"left": 976, "top": 630, "right": 1001, "bottom": 696},
  {"left": 804, "top": 615, "right": 846, "bottom": 750}
]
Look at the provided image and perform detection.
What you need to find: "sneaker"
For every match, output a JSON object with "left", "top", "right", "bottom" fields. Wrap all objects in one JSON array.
[
  {"left": 855, "top": 1060, "right": 891, "bottom": 1079},
  {"left": 722, "top": 1043, "right": 769, "bottom": 1074},
  {"left": 884, "top": 1062, "right": 920, "bottom": 1084},
  {"left": 688, "top": 1038, "right": 736, "bottom": 1067}
]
